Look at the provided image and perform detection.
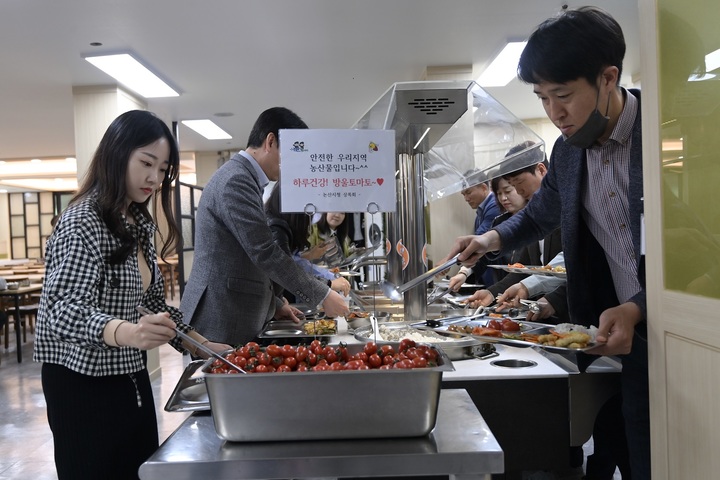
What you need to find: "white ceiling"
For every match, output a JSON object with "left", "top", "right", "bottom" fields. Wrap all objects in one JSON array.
[{"left": 0, "top": 0, "right": 640, "bottom": 162}]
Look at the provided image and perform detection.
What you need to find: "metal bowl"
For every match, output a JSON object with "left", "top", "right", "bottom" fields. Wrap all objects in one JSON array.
[{"left": 6, "top": 282, "right": 20, "bottom": 290}]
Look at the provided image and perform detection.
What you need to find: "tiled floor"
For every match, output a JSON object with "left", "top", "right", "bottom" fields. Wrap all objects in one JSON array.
[{"left": 0, "top": 298, "right": 621, "bottom": 480}]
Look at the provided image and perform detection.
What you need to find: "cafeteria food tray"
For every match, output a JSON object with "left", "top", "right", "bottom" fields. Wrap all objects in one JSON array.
[
  {"left": 258, "top": 318, "right": 337, "bottom": 339},
  {"left": 428, "top": 318, "right": 598, "bottom": 353},
  {"left": 488, "top": 264, "right": 567, "bottom": 278},
  {"left": 202, "top": 342, "right": 454, "bottom": 442}
]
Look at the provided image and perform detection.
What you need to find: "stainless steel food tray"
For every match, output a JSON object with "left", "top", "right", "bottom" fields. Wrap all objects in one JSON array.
[
  {"left": 202, "top": 342, "right": 454, "bottom": 442},
  {"left": 257, "top": 318, "right": 337, "bottom": 339},
  {"left": 430, "top": 318, "right": 599, "bottom": 353},
  {"left": 353, "top": 323, "right": 483, "bottom": 361},
  {"left": 164, "top": 360, "right": 210, "bottom": 412}
]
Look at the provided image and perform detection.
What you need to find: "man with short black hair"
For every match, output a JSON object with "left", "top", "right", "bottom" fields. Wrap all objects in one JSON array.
[{"left": 446, "top": 6, "right": 649, "bottom": 479}]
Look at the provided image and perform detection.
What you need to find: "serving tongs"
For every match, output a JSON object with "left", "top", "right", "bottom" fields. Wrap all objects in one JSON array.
[
  {"left": 135, "top": 306, "right": 246, "bottom": 374},
  {"left": 381, "top": 253, "right": 461, "bottom": 301},
  {"left": 424, "top": 305, "right": 485, "bottom": 328}
]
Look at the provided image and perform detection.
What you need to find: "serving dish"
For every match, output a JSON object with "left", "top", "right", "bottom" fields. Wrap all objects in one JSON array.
[
  {"left": 201, "top": 341, "right": 454, "bottom": 442},
  {"left": 428, "top": 318, "right": 598, "bottom": 353},
  {"left": 488, "top": 264, "right": 567, "bottom": 278},
  {"left": 257, "top": 318, "right": 337, "bottom": 340},
  {"left": 353, "top": 323, "right": 483, "bottom": 361}
]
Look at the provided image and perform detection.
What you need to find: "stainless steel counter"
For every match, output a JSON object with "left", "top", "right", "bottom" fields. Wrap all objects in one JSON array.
[{"left": 140, "top": 389, "right": 503, "bottom": 480}]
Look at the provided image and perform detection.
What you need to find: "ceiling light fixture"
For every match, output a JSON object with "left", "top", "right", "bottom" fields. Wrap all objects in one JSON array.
[
  {"left": 181, "top": 120, "right": 232, "bottom": 140},
  {"left": 477, "top": 41, "right": 527, "bottom": 87},
  {"left": 83, "top": 53, "right": 179, "bottom": 98}
]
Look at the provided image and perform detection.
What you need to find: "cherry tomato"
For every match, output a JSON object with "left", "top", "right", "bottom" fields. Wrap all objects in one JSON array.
[
  {"left": 276, "top": 364, "right": 292, "bottom": 373},
  {"left": 330, "top": 361, "right": 345, "bottom": 371},
  {"left": 399, "top": 338, "right": 416, "bottom": 353},
  {"left": 255, "top": 364, "right": 268, "bottom": 373},
  {"left": 234, "top": 356, "right": 247, "bottom": 369},
  {"left": 344, "top": 360, "right": 362, "bottom": 370},
  {"left": 383, "top": 354, "right": 395, "bottom": 366},
  {"left": 487, "top": 319, "right": 503, "bottom": 330},
  {"left": 307, "top": 352, "right": 318, "bottom": 366},
  {"left": 501, "top": 319, "right": 521, "bottom": 331},
  {"left": 322, "top": 346, "right": 338, "bottom": 363},
  {"left": 245, "top": 341, "right": 261, "bottom": 353},
  {"left": 355, "top": 351, "right": 368, "bottom": 363},
  {"left": 283, "top": 356, "right": 297, "bottom": 370},
  {"left": 281, "top": 344, "right": 296, "bottom": 357},
  {"left": 379, "top": 364, "right": 392, "bottom": 370},
  {"left": 271, "top": 355, "right": 284, "bottom": 368},
  {"left": 295, "top": 345, "right": 308, "bottom": 362},
  {"left": 363, "top": 342, "right": 378, "bottom": 356},
  {"left": 337, "top": 344, "right": 350, "bottom": 362},
  {"left": 380, "top": 345, "right": 396, "bottom": 357},
  {"left": 368, "top": 353, "right": 382, "bottom": 368},
  {"left": 257, "top": 352, "right": 272, "bottom": 366},
  {"left": 236, "top": 346, "right": 251, "bottom": 359},
  {"left": 393, "top": 359, "right": 414, "bottom": 369},
  {"left": 412, "top": 356, "right": 428, "bottom": 368},
  {"left": 265, "top": 344, "right": 282, "bottom": 357},
  {"left": 309, "top": 339, "right": 322, "bottom": 351},
  {"left": 296, "top": 364, "right": 309, "bottom": 372}
]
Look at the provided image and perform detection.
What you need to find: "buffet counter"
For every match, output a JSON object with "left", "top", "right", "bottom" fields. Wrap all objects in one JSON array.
[{"left": 140, "top": 389, "right": 504, "bottom": 480}]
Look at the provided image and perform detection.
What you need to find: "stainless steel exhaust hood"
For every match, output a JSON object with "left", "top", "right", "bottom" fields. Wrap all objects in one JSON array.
[{"left": 353, "top": 80, "right": 544, "bottom": 320}]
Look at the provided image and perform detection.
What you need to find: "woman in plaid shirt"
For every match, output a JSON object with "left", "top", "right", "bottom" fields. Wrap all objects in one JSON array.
[{"left": 34, "top": 110, "right": 230, "bottom": 480}]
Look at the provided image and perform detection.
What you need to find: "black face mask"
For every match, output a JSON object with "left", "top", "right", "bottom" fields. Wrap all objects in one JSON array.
[{"left": 564, "top": 87, "right": 611, "bottom": 149}]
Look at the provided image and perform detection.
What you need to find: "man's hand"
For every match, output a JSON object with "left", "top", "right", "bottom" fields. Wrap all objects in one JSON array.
[
  {"left": 446, "top": 230, "right": 502, "bottom": 266},
  {"left": 322, "top": 289, "right": 350, "bottom": 317},
  {"left": 587, "top": 302, "right": 643, "bottom": 356},
  {"left": 330, "top": 277, "right": 351, "bottom": 296},
  {"left": 524, "top": 297, "right": 555, "bottom": 321},
  {"left": 465, "top": 289, "right": 495, "bottom": 308},
  {"left": 275, "top": 303, "right": 303, "bottom": 323},
  {"left": 497, "top": 283, "right": 529, "bottom": 307}
]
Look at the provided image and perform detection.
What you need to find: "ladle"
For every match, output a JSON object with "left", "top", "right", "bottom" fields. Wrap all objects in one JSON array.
[{"left": 381, "top": 253, "right": 461, "bottom": 302}]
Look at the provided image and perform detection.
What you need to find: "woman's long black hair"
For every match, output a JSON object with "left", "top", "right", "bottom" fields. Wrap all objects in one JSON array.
[
  {"left": 70, "top": 110, "right": 180, "bottom": 264},
  {"left": 317, "top": 212, "right": 350, "bottom": 242},
  {"left": 265, "top": 183, "right": 311, "bottom": 252}
]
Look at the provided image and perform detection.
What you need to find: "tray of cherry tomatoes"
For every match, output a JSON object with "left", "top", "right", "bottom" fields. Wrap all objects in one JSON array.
[{"left": 200, "top": 340, "right": 454, "bottom": 441}]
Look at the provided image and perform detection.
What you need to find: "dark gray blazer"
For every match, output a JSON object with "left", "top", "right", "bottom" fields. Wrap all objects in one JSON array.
[
  {"left": 493, "top": 89, "right": 646, "bottom": 326},
  {"left": 180, "top": 153, "right": 329, "bottom": 345}
]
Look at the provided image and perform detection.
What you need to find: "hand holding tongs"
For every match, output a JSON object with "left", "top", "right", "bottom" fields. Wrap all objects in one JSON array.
[{"left": 135, "top": 306, "right": 245, "bottom": 374}]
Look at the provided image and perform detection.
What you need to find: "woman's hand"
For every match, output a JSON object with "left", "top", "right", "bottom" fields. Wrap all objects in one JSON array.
[
  {"left": 197, "top": 341, "right": 232, "bottom": 359},
  {"left": 448, "top": 272, "right": 467, "bottom": 292},
  {"left": 118, "top": 311, "right": 176, "bottom": 350}
]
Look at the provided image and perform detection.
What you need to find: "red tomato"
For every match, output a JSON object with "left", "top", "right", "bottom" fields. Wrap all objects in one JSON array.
[
  {"left": 306, "top": 352, "right": 318, "bottom": 366},
  {"left": 254, "top": 364, "right": 268, "bottom": 373},
  {"left": 355, "top": 352, "right": 368, "bottom": 363},
  {"left": 322, "top": 346, "right": 338, "bottom": 363},
  {"left": 383, "top": 354, "right": 395, "bottom": 366},
  {"left": 330, "top": 361, "right": 345, "bottom": 371},
  {"left": 487, "top": 319, "right": 503, "bottom": 330},
  {"left": 271, "top": 355, "right": 284, "bottom": 368},
  {"left": 296, "top": 364, "right": 309, "bottom": 372},
  {"left": 337, "top": 344, "right": 350, "bottom": 362},
  {"left": 234, "top": 356, "right": 247, "bottom": 369},
  {"left": 412, "top": 356, "right": 428, "bottom": 368},
  {"left": 281, "top": 344, "right": 296, "bottom": 357},
  {"left": 283, "top": 356, "right": 297, "bottom": 370},
  {"left": 393, "top": 359, "right": 414, "bottom": 369},
  {"left": 245, "top": 341, "right": 261, "bottom": 353},
  {"left": 344, "top": 360, "right": 362, "bottom": 370},
  {"left": 368, "top": 353, "right": 382, "bottom": 368},
  {"left": 309, "top": 339, "right": 322, "bottom": 351},
  {"left": 265, "top": 344, "right": 282, "bottom": 357},
  {"left": 501, "top": 319, "right": 521, "bottom": 332},
  {"left": 236, "top": 346, "right": 251, "bottom": 359},
  {"left": 276, "top": 364, "right": 292, "bottom": 373},
  {"left": 295, "top": 346, "right": 308, "bottom": 362},
  {"left": 379, "top": 364, "right": 392, "bottom": 370},
  {"left": 363, "top": 342, "right": 378, "bottom": 356},
  {"left": 256, "top": 352, "right": 271, "bottom": 366},
  {"left": 380, "top": 345, "right": 396, "bottom": 357},
  {"left": 399, "top": 338, "right": 416, "bottom": 352}
]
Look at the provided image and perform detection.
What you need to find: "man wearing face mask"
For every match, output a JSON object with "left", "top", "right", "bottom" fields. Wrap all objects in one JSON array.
[{"left": 445, "top": 6, "right": 650, "bottom": 479}]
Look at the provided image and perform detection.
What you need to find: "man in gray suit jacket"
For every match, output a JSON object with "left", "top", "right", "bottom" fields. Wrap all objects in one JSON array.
[{"left": 181, "top": 107, "right": 349, "bottom": 346}]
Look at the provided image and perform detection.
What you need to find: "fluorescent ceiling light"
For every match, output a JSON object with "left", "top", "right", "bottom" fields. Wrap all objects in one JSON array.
[
  {"left": 706, "top": 48, "right": 720, "bottom": 72},
  {"left": 477, "top": 41, "right": 527, "bottom": 87},
  {"left": 84, "top": 53, "right": 179, "bottom": 98},
  {"left": 181, "top": 120, "right": 232, "bottom": 140}
]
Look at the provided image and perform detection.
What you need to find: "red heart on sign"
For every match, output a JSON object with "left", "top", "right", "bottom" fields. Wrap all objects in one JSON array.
[{"left": 377, "top": 178, "right": 384, "bottom": 185}]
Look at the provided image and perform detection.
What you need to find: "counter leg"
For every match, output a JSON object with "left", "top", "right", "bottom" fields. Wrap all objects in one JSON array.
[{"left": 13, "top": 295, "right": 22, "bottom": 362}]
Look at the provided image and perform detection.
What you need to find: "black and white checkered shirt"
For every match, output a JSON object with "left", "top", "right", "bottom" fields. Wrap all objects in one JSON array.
[{"left": 34, "top": 196, "right": 189, "bottom": 376}]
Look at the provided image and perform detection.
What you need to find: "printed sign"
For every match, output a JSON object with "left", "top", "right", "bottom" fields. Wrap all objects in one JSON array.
[{"left": 279, "top": 129, "right": 396, "bottom": 213}]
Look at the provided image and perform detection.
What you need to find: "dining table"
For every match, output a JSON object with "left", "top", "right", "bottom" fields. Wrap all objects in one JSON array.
[{"left": 0, "top": 284, "right": 42, "bottom": 362}]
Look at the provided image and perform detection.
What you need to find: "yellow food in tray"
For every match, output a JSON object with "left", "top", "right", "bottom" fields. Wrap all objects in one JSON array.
[{"left": 302, "top": 319, "right": 337, "bottom": 335}]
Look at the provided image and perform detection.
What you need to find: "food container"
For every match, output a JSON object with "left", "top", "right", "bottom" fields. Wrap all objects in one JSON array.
[
  {"left": 202, "top": 342, "right": 454, "bottom": 442},
  {"left": 353, "top": 323, "right": 483, "bottom": 361}
]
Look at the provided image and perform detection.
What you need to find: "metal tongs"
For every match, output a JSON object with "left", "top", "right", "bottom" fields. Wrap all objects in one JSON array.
[
  {"left": 135, "top": 306, "right": 246, "bottom": 374},
  {"left": 381, "top": 253, "right": 461, "bottom": 301}
]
